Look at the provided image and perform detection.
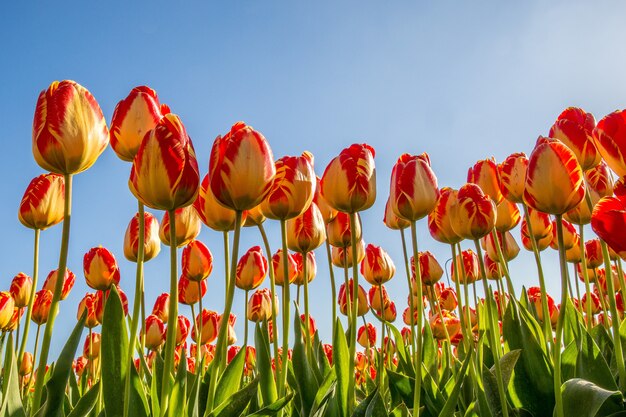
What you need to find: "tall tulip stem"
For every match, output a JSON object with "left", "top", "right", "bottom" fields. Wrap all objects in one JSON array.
[
  {"left": 31, "top": 173, "right": 72, "bottom": 415},
  {"left": 244, "top": 290, "right": 250, "bottom": 347},
  {"left": 18, "top": 228, "right": 40, "bottom": 368},
  {"left": 577, "top": 225, "right": 594, "bottom": 332},
  {"left": 347, "top": 212, "right": 360, "bottom": 413},
  {"left": 325, "top": 240, "right": 338, "bottom": 341},
  {"left": 257, "top": 224, "right": 280, "bottom": 370},
  {"left": 124, "top": 202, "right": 145, "bottom": 417},
  {"left": 159, "top": 209, "right": 179, "bottom": 417},
  {"left": 400, "top": 229, "right": 418, "bottom": 378},
  {"left": 553, "top": 215, "right": 569, "bottom": 417},
  {"left": 409, "top": 221, "right": 423, "bottom": 417},
  {"left": 279, "top": 219, "right": 291, "bottom": 398},
  {"left": 302, "top": 251, "right": 311, "bottom": 354}
]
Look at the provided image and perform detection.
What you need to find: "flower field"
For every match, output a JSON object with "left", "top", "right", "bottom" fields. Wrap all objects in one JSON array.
[{"left": 3, "top": 80, "right": 626, "bottom": 417}]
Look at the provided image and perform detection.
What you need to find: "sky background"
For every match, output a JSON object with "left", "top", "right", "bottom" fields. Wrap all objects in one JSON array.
[{"left": 2, "top": 1, "right": 626, "bottom": 358}]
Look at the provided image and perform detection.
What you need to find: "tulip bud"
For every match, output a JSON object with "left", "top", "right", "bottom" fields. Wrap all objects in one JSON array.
[
  {"left": 247, "top": 288, "right": 276, "bottom": 322},
  {"left": 192, "top": 309, "right": 220, "bottom": 345},
  {"left": 159, "top": 206, "right": 201, "bottom": 248},
  {"left": 581, "top": 292, "right": 601, "bottom": 315},
  {"left": 18, "top": 173, "right": 65, "bottom": 230},
  {"left": 77, "top": 293, "right": 99, "bottom": 328},
  {"left": 272, "top": 249, "right": 298, "bottom": 286},
  {"left": 427, "top": 187, "right": 462, "bottom": 244},
  {"left": 9, "top": 273, "right": 32, "bottom": 308},
  {"left": 430, "top": 310, "right": 461, "bottom": 340},
  {"left": 209, "top": 122, "right": 276, "bottom": 211},
  {"left": 176, "top": 315, "right": 191, "bottom": 346},
  {"left": 243, "top": 206, "right": 265, "bottom": 227},
  {"left": 593, "top": 110, "right": 626, "bottom": 177},
  {"left": 42, "top": 268, "right": 75, "bottom": 300},
  {"left": 549, "top": 219, "right": 578, "bottom": 251},
  {"left": 412, "top": 251, "right": 443, "bottom": 285},
  {"left": 549, "top": 107, "right": 600, "bottom": 170},
  {"left": 83, "top": 246, "right": 120, "bottom": 291},
  {"left": 450, "top": 249, "right": 480, "bottom": 285},
  {"left": 402, "top": 307, "right": 419, "bottom": 326},
  {"left": 300, "top": 314, "right": 317, "bottom": 340},
  {"left": 527, "top": 287, "right": 555, "bottom": 323},
  {"left": 379, "top": 301, "right": 397, "bottom": 322},
  {"left": 357, "top": 323, "right": 376, "bottom": 348},
  {"left": 321, "top": 144, "right": 376, "bottom": 213},
  {"left": 220, "top": 313, "right": 238, "bottom": 345},
  {"left": 524, "top": 136, "right": 585, "bottom": 215},
  {"left": 383, "top": 197, "right": 410, "bottom": 230},
  {"left": 181, "top": 240, "right": 213, "bottom": 282},
  {"left": 467, "top": 157, "right": 503, "bottom": 204},
  {"left": 498, "top": 153, "right": 528, "bottom": 203},
  {"left": 591, "top": 195, "right": 626, "bottom": 260},
  {"left": 260, "top": 152, "right": 316, "bottom": 220},
  {"left": 286, "top": 202, "right": 326, "bottom": 253},
  {"left": 326, "top": 212, "right": 361, "bottom": 248},
  {"left": 144, "top": 314, "right": 166, "bottom": 350},
  {"left": 293, "top": 252, "right": 316, "bottom": 286},
  {"left": 152, "top": 293, "right": 170, "bottom": 323},
  {"left": 83, "top": 332, "right": 101, "bottom": 359},
  {"left": 338, "top": 279, "right": 368, "bottom": 316},
  {"left": 331, "top": 240, "right": 366, "bottom": 268},
  {"left": 495, "top": 199, "right": 520, "bottom": 232},
  {"left": 129, "top": 113, "right": 200, "bottom": 211},
  {"left": 439, "top": 287, "right": 458, "bottom": 311},
  {"left": 32, "top": 290, "right": 53, "bottom": 325},
  {"left": 74, "top": 356, "right": 88, "bottom": 378},
  {"left": 194, "top": 173, "right": 245, "bottom": 231},
  {"left": 483, "top": 231, "right": 520, "bottom": 262},
  {"left": 178, "top": 276, "right": 207, "bottom": 305},
  {"left": 313, "top": 176, "right": 337, "bottom": 224},
  {"left": 483, "top": 253, "right": 502, "bottom": 280},
  {"left": 0, "top": 292, "right": 15, "bottom": 329},
  {"left": 450, "top": 183, "right": 497, "bottom": 240},
  {"left": 361, "top": 244, "right": 395, "bottom": 285},
  {"left": 110, "top": 86, "right": 166, "bottom": 162},
  {"left": 520, "top": 221, "right": 553, "bottom": 252},
  {"left": 124, "top": 211, "right": 161, "bottom": 262},
  {"left": 236, "top": 246, "right": 268, "bottom": 290},
  {"left": 20, "top": 352, "right": 33, "bottom": 376},
  {"left": 368, "top": 285, "right": 390, "bottom": 312},
  {"left": 585, "top": 239, "right": 603, "bottom": 269},
  {"left": 389, "top": 153, "right": 439, "bottom": 221},
  {"left": 32, "top": 80, "right": 109, "bottom": 175},
  {"left": 586, "top": 161, "right": 613, "bottom": 198}
]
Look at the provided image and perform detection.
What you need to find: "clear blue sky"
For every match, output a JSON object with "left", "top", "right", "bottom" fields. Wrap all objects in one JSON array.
[{"left": 2, "top": 1, "right": 626, "bottom": 358}]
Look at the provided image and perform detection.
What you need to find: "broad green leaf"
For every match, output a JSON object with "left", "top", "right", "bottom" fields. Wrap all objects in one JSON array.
[
  {"left": 292, "top": 311, "right": 319, "bottom": 416},
  {"left": 386, "top": 369, "right": 413, "bottom": 409},
  {"left": 151, "top": 359, "right": 161, "bottom": 416},
  {"left": 129, "top": 362, "right": 150, "bottom": 417},
  {"left": 390, "top": 403, "right": 410, "bottom": 417},
  {"left": 493, "top": 349, "right": 521, "bottom": 390},
  {"left": 66, "top": 381, "right": 100, "bottom": 417},
  {"left": 168, "top": 350, "right": 188, "bottom": 417},
  {"left": 438, "top": 352, "right": 472, "bottom": 417},
  {"left": 422, "top": 364, "right": 445, "bottom": 415},
  {"left": 365, "top": 389, "right": 387, "bottom": 417},
  {"left": 561, "top": 330, "right": 616, "bottom": 391},
  {"left": 247, "top": 392, "right": 294, "bottom": 416},
  {"left": 352, "top": 389, "right": 376, "bottom": 417},
  {"left": 333, "top": 319, "right": 349, "bottom": 417},
  {"left": 0, "top": 334, "right": 26, "bottom": 417},
  {"left": 310, "top": 369, "right": 336, "bottom": 416},
  {"left": 208, "top": 377, "right": 260, "bottom": 417},
  {"left": 387, "top": 324, "right": 414, "bottom": 378},
  {"left": 422, "top": 322, "right": 438, "bottom": 381},
  {"left": 255, "top": 323, "right": 277, "bottom": 406},
  {"left": 561, "top": 378, "right": 623, "bottom": 417},
  {"left": 214, "top": 345, "right": 246, "bottom": 409}
]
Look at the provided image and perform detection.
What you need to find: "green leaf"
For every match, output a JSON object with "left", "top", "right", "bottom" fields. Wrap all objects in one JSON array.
[
  {"left": 352, "top": 389, "right": 377, "bottom": 417},
  {"left": 247, "top": 392, "right": 294, "bottom": 416},
  {"left": 561, "top": 330, "right": 617, "bottom": 391},
  {"left": 255, "top": 323, "right": 278, "bottom": 406},
  {"left": 66, "top": 381, "right": 100, "bottom": 417},
  {"left": 561, "top": 378, "right": 624, "bottom": 417},
  {"left": 438, "top": 352, "right": 472, "bottom": 417},
  {"left": 292, "top": 311, "right": 319, "bottom": 416},
  {"left": 0, "top": 334, "right": 26, "bottom": 417},
  {"left": 129, "top": 362, "right": 150, "bottom": 417},
  {"left": 333, "top": 319, "right": 350, "bottom": 417},
  {"left": 386, "top": 369, "right": 413, "bottom": 409},
  {"left": 208, "top": 376, "right": 260, "bottom": 417},
  {"left": 35, "top": 314, "right": 86, "bottom": 417},
  {"left": 422, "top": 321, "right": 438, "bottom": 381},
  {"left": 101, "top": 286, "right": 129, "bottom": 417},
  {"left": 390, "top": 403, "right": 410, "bottom": 417},
  {"left": 365, "top": 389, "right": 387, "bottom": 417},
  {"left": 386, "top": 324, "right": 414, "bottom": 378},
  {"left": 214, "top": 345, "right": 246, "bottom": 408},
  {"left": 494, "top": 349, "right": 521, "bottom": 390},
  {"left": 151, "top": 360, "right": 161, "bottom": 417},
  {"left": 167, "top": 349, "right": 188, "bottom": 417},
  {"left": 310, "top": 369, "right": 337, "bottom": 417}
]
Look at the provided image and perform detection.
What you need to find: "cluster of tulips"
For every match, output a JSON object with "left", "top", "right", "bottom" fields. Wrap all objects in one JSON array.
[{"left": 3, "top": 80, "right": 626, "bottom": 417}]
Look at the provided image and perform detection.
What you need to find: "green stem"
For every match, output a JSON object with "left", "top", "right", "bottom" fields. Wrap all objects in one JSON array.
[
  {"left": 124, "top": 202, "right": 145, "bottom": 417},
  {"left": 553, "top": 215, "right": 568, "bottom": 417},
  {"left": 159, "top": 209, "right": 179, "bottom": 417},
  {"left": 347, "top": 212, "right": 361, "bottom": 413},
  {"left": 18, "top": 229, "right": 40, "bottom": 370},
  {"left": 325, "top": 240, "right": 338, "bottom": 343},
  {"left": 257, "top": 224, "right": 280, "bottom": 374},
  {"left": 400, "top": 229, "right": 418, "bottom": 365},
  {"left": 409, "top": 222, "right": 423, "bottom": 417},
  {"left": 31, "top": 173, "right": 72, "bottom": 415},
  {"left": 278, "top": 219, "right": 291, "bottom": 398},
  {"left": 303, "top": 251, "right": 311, "bottom": 354},
  {"left": 490, "top": 230, "right": 516, "bottom": 301},
  {"left": 197, "top": 281, "right": 204, "bottom": 374},
  {"left": 244, "top": 290, "right": 249, "bottom": 347},
  {"left": 451, "top": 244, "right": 470, "bottom": 352},
  {"left": 579, "top": 224, "right": 594, "bottom": 331},
  {"left": 378, "top": 283, "right": 385, "bottom": 385},
  {"left": 26, "top": 325, "right": 42, "bottom": 399}
]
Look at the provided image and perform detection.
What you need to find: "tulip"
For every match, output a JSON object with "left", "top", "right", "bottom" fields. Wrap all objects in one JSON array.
[
  {"left": 20, "top": 352, "right": 33, "bottom": 376},
  {"left": 412, "top": 251, "right": 443, "bottom": 285},
  {"left": 361, "top": 244, "right": 396, "bottom": 285},
  {"left": 243, "top": 206, "right": 265, "bottom": 227},
  {"left": 389, "top": 153, "right": 439, "bottom": 221},
  {"left": 581, "top": 292, "right": 601, "bottom": 315},
  {"left": 524, "top": 207, "right": 553, "bottom": 240},
  {"left": 110, "top": 86, "right": 167, "bottom": 162},
  {"left": 549, "top": 107, "right": 600, "bottom": 170},
  {"left": 593, "top": 110, "right": 626, "bottom": 177},
  {"left": 321, "top": 143, "right": 376, "bottom": 213},
  {"left": 83, "top": 332, "right": 101, "bottom": 359},
  {"left": 32, "top": 80, "right": 109, "bottom": 175},
  {"left": 286, "top": 202, "right": 326, "bottom": 253},
  {"left": 299, "top": 314, "right": 317, "bottom": 339},
  {"left": 524, "top": 136, "right": 585, "bottom": 215},
  {"left": 368, "top": 285, "right": 390, "bottom": 311},
  {"left": 383, "top": 197, "right": 410, "bottom": 230},
  {"left": 521, "top": 222, "right": 552, "bottom": 252},
  {"left": 192, "top": 309, "right": 220, "bottom": 345},
  {"left": 495, "top": 199, "right": 520, "bottom": 232},
  {"left": 124, "top": 211, "right": 161, "bottom": 262},
  {"left": 498, "top": 152, "right": 528, "bottom": 203},
  {"left": 338, "top": 279, "right": 369, "bottom": 316},
  {"left": 293, "top": 252, "right": 316, "bottom": 285},
  {"left": 272, "top": 249, "right": 298, "bottom": 286},
  {"left": 74, "top": 357, "right": 88, "bottom": 378},
  {"left": 357, "top": 323, "right": 376, "bottom": 348},
  {"left": 247, "top": 288, "right": 275, "bottom": 322},
  {"left": 428, "top": 187, "right": 462, "bottom": 244},
  {"left": 527, "top": 287, "right": 556, "bottom": 323},
  {"left": 152, "top": 293, "right": 170, "bottom": 323},
  {"left": 483, "top": 231, "right": 520, "bottom": 262},
  {"left": 331, "top": 240, "right": 366, "bottom": 268},
  {"left": 42, "top": 268, "right": 75, "bottom": 300},
  {"left": 77, "top": 293, "right": 99, "bottom": 328},
  {"left": 402, "top": 307, "right": 419, "bottom": 326},
  {"left": 430, "top": 310, "right": 461, "bottom": 340},
  {"left": 586, "top": 161, "right": 613, "bottom": 198},
  {"left": 176, "top": 315, "right": 191, "bottom": 346},
  {"left": 585, "top": 239, "right": 603, "bottom": 269},
  {"left": 159, "top": 206, "right": 202, "bottom": 247},
  {"left": 450, "top": 249, "right": 480, "bottom": 284},
  {"left": 378, "top": 301, "right": 397, "bottom": 322},
  {"left": 236, "top": 246, "right": 268, "bottom": 290},
  {"left": 220, "top": 313, "right": 238, "bottom": 346},
  {"left": 194, "top": 173, "right": 244, "bottom": 231},
  {"left": 467, "top": 157, "right": 503, "bottom": 204},
  {"left": 326, "top": 212, "right": 361, "bottom": 248},
  {"left": 178, "top": 276, "right": 207, "bottom": 305},
  {"left": 259, "top": 152, "right": 316, "bottom": 220},
  {"left": 144, "top": 314, "right": 166, "bottom": 350},
  {"left": 313, "top": 176, "right": 337, "bottom": 224},
  {"left": 549, "top": 219, "right": 578, "bottom": 251},
  {"left": 591, "top": 195, "right": 626, "bottom": 259},
  {"left": 129, "top": 113, "right": 200, "bottom": 211},
  {"left": 18, "top": 173, "right": 65, "bottom": 230},
  {"left": 181, "top": 240, "right": 213, "bottom": 282},
  {"left": 10, "top": 273, "right": 32, "bottom": 308},
  {"left": 484, "top": 254, "right": 502, "bottom": 280},
  {"left": 209, "top": 122, "right": 276, "bottom": 211},
  {"left": 439, "top": 287, "right": 458, "bottom": 311},
  {"left": 31, "top": 290, "right": 53, "bottom": 325},
  {"left": 83, "top": 246, "right": 120, "bottom": 291},
  {"left": 94, "top": 288, "right": 129, "bottom": 323},
  {"left": 450, "top": 183, "right": 497, "bottom": 240},
  {"left": 0, "top": 292, "right": 15, "bottom": 329}
]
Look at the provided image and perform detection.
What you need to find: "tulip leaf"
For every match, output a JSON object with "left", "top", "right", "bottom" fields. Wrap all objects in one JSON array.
[
  {"left": 207, "top": 376, "right": 260, "bottom": 417},
  {"left": 422, "top": 322, "right": 438, "bottom": 381},
  {"left": 561, "top": 378, "right": 624, "bottom": 417},
  {"left": 150, "top": 360, "right": 161, "bottom": 417},
  {"left": 333, "top": 318, "right": 350, "bottom": 417},
  {"left": 422, "top": 363, "right": 446, "bottom": 414},
  {"left": 254, "top": 323, "right": 278, "bottom": 406},
  {"left": 561, "top": 327, "right": 616, "bottom": 391},
  {"left": 0, "top": 334, "right": 26, "bottom": 417},
  {"left": 292, "top": 310, "right": 319, "bottom": 416},
  {"left": 34, "top": 314, "right": 86, "bottom": 417},
  {"left": 247, "top": 392, "right": 294, "bottom": 416},
  {"left": 387, "top": 323, "right": 414, "bottom": 378},
  {"left": 438, "top": 351, "right": 472, "bottom": 417},
  {"left": 386, "top": 369, "right": 413, "bottom": 409},
  {"left": 214, "top": 345, "right": 246, "bottom": 409},
  {"left": 390, "top": 403, "right": 410, "bottom": 417},
  {"left": 66, "top": 381, "right": 100, "bottom": 417},
  {"left": 352, "top": 388, "right": 377, "bottom": 417},
  {"left": 310, "top": 369, "right": 337, "bottom": 416},
  {"left": 167, "top": 349, "right": 188, "bottom": 417}
]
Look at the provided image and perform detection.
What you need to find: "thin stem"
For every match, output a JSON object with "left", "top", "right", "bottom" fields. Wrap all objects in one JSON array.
[
  {"left": 257, "top": 224, "right": 280, "bottom": 374},
  {"left": 159, "top": 209, "right": 179, "bottom": 417},
  {"left": 197, "top": 281, "right": 204, "bottom": 374},
  {"left": 451, "top": 244, "right": 470, "bottom": 352},
  {"left": 553, "top": 215, "right": 568, "bottom": 417},
  {"left": 124, "top": 202, "right": 145, "bottom": 417},
  {"left": 347, "top": 212, "right": 361, "bottom": 413},
  {"left": 325, "top": 241, "right": 338, "bottom": 340},
  {"left": 26, "top": 325, "right": 42, "bottom": 399},
  {"left": 31, "top": 173, "right": 72, "bottom": 415},
  {"left": 490, "top": 230, "right": 516, "bottom": 301},
  {"left": 378, "top": 284, "right": 385, "bottom": 385},
  {"left": 244, "top": 290, "right": 249, "bottom": 347},
  {"left": 400, "top": 229, "right": 417, "bottom": 364},
  {"left": 409, "top": 222, "right": 423, "bottom": 417},
  {"left": 18, "top": 229, "right": 40, "bottom": 368},
  {"left": 279, "top": 219, "right": 291, "bottom": 398},
  {"left": 303, "top": 251, "right": 311, "bottom": 355}
]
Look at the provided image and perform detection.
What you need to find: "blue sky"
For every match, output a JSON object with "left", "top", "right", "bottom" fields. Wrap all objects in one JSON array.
[{"left": 2, "top": 1, "right": 626, "bottom": 358}]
